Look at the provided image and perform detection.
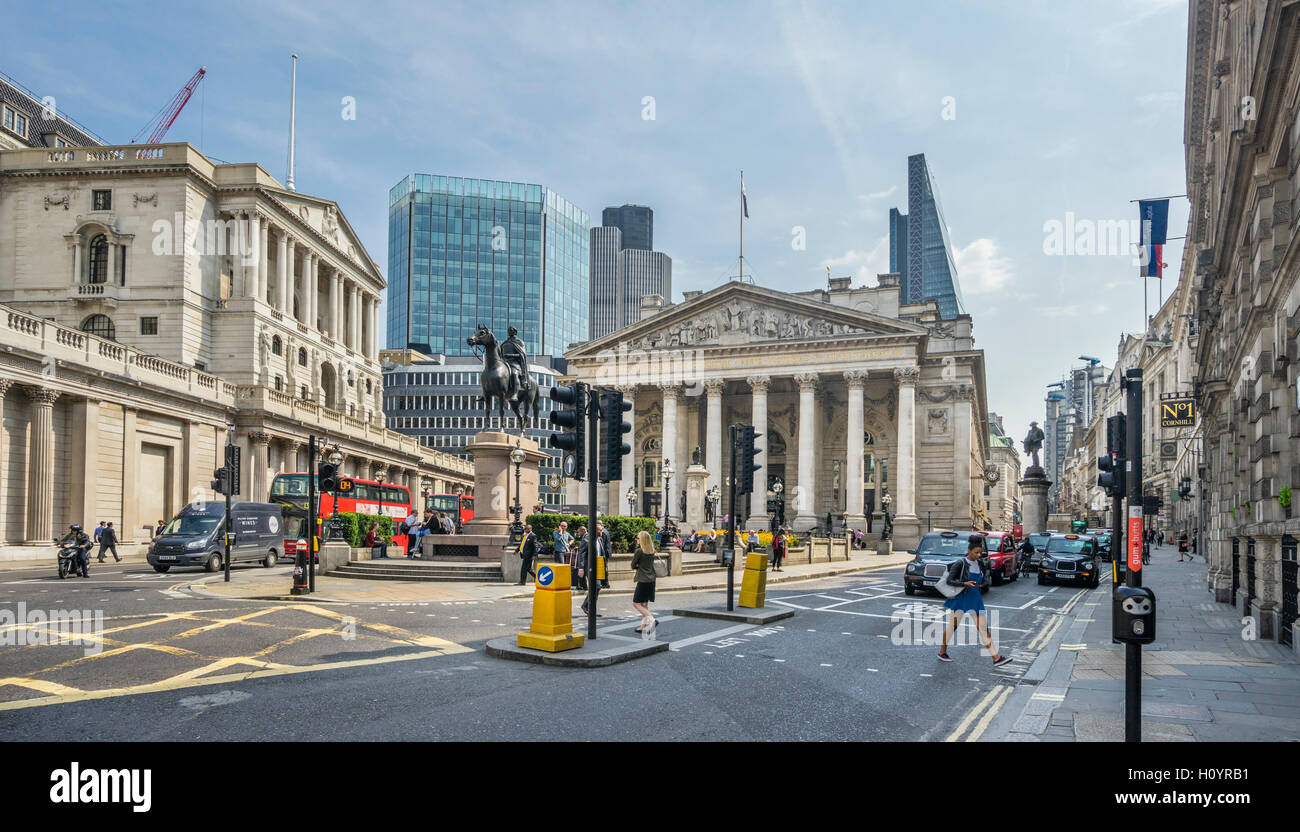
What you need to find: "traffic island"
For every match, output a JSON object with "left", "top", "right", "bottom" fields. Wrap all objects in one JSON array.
[
  {"left": 485, "top": 634, "right": 668, "bottom": 667},
  {"left": 670, "top": 603, "right": 794, "bottom": 625}
]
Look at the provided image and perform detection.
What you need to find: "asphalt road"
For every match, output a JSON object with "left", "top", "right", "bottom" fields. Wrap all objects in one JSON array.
[{"left": 0, "top": 558, "right": 1099, "bottom": 741}]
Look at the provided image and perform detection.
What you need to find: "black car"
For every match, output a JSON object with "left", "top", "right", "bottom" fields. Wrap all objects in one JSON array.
[
  {"left": 904, "top": 530, "right": 993, "bottom": 596},
  {"left": 1021, "top": 533, "right": 1052, "bottom": 572},
  {"left": 1037, "top": 533, "right": 1101, "bottom": 588}
]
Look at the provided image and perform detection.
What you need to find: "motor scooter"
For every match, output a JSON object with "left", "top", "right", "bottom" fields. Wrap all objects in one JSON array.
[{"left": 54, "top": 537, "right": 89, "bottom": 579}]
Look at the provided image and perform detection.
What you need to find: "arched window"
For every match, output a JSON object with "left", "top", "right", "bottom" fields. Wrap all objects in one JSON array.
[
  {"left": 87, "top": 235, "right": 108, "bottom": 284},
  {"left": 80, "top": 314, "right": 115, "bottom": 341},
  {"left": 297, "top": 347, "right": 307, "bottom": 366},
  {"left": 271, "top": 335, "right": 282, "bottom": 356}
]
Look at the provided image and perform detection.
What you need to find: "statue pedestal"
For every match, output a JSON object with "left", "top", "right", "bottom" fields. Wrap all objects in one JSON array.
[
  {"left": 1019, "top": 469, "right": 1052, "bottom": 537},
  {"left": 464, "top": 432, "right": 548, "bottom": 538},
  {"left": 684, "top": 465, "right": 709, "bottom": 531}
]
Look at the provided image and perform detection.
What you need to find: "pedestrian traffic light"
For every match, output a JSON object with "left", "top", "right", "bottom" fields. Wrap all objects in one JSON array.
[
  {"left": 211, "top": 466, "right": 231, "bottom": 496},
  {"left": 598, "top": 389, "right": 632, "bottom": 483},
  {"left": 736, "top": 424, "right": 762, "bottom": 494},
  {"left": 549, "top": 382, "right": 587, "bottom": 481},
  {"left": 319, "top": 461, "right": 339, "bottom": 492}
]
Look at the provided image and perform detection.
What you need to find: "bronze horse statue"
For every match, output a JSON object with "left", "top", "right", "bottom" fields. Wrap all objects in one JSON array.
[{"left": 466, "top": 324, "right": 539, "bottom": 433}]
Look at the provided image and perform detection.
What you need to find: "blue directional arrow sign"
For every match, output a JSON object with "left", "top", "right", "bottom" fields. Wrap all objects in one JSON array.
[{"left": 536, "top": 565, "right": 554, "bottom": 587}]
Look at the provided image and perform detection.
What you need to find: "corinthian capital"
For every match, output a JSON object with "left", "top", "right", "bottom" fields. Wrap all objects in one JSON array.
[
  {"left": 24, "top": 385, "right": 61, "bottom": 406},
  {"left": 746, "top": 375, "right": 771, "bottom": 393},
  {"left": 704, "top": 378, "right": 726, "bottom": 395},
  {"left": 893, "top": 366, "right": 920, "bottom": 387},
  {"left": 843, "top": 369, "right": 868, "bottom": 389},
  {"left": 794, "top": 372, "right": 819, "bottom": 390}
]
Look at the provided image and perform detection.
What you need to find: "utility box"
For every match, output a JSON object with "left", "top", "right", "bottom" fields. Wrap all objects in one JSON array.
[{"left": 1112, "top": 585, "right": 1156, "bottom": 644}]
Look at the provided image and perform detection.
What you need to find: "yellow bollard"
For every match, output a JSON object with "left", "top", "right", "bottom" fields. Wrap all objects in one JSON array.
[
  {"left": 737, "top": 551, "right": 769, "bottom": 608},
  {"left": 517, "top": 562, "right": 586, "bottom": 652}
]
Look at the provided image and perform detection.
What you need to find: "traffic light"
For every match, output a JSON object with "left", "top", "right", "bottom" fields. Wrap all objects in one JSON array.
[
  {"left": 319, "top": 461, "right": 339, "bottom": 492},
  {"left": 598, "top": 389, "right": 632, "bottom": 483},
  {"left": 1097, "top": 413, "right": 1127, "bottom": 497},
  {"left": 211, "top": 466, "right": 231, "bottom": 496},
  {"left": 736, "top": 424, "right": 762, "bottom": 494},
  {"left": 549, "top": 382, "right": 587, "bottom": 481}
]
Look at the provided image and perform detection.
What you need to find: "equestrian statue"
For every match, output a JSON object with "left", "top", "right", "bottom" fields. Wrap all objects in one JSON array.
[{"left": 467, "top": 324, "right": 539, "bottom": 433}]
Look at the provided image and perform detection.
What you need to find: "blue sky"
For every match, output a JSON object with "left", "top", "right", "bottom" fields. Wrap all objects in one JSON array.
[{"left": 9, "top": 0, "right": 1190, "bottom": 447}]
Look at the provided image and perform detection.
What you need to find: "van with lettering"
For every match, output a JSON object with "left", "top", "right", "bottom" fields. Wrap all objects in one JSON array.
[{"left": 147, "top": 502, "right": 283, "bottom": 573}]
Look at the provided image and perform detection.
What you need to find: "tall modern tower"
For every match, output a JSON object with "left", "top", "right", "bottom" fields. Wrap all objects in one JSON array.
[
  {"left": 589, "top": 209, "right": 671, "bottom": 340},
  {"left": 887, "top": 154, "right": 966, "bottom": 319},
  {"left": 387, "top": 174, "right": 590, "bottom": 359},
  {"left": 601, "top": 204, "right": 653, "bottom": 251}
]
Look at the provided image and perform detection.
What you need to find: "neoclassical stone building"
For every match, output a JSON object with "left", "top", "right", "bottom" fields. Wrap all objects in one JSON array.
[
  {"left": 0, "top": 142, "right": 470, "bottom": 558},
  {"left": 562, "top": 275, "right": 990, "bottom": 548},
  {"left": 1185, "top": 0, "right": 1300, "bottom": 647}
]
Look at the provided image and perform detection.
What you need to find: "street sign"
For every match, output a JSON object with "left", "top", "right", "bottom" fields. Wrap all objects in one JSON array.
[
  {"left": 1159, "top": 395, "right": 1195, "bottom": 428},
  {"left": 1127, "top": 505, "right": 1143, "bottom": 572},
  {"left": 536, "top": 565, "right": 554, "bottom": 587}
]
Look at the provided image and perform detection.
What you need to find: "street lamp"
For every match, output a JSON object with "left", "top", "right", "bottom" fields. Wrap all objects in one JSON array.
[
  {"left": 662, "top": 458, "right": 675, "bottom": 530},
  {"left": 509, "top": 445, "right": 526, "bottom": 541},
  {"left": 706, "top": 484, "right": 720, "bottom": 527},
  {"left": 773, "top": 480, "right": 785, "bottom": 529},
  {"left": 326, "top": 445, "right": 345, "bottom": 541},
  {"left": 881, "top": 492, "right": 893, "bottom": 541},
  {"left": 626, "top": 486, "right": 638, "bottom": 517}
]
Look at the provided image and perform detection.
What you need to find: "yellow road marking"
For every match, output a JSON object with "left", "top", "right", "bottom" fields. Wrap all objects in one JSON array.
[
  {"left": 1028, "top": 614, "right": 1065, "bottom": 651},
  {"left": 0, "top": 677, "right": 84, "bottom": 696},
  {"left": 964, "top": 685, "right": 1012, "bottom": 742},
  {"left": 945, "top": 685, "right": 1004, "bottom": 742},
  {"left": 161, "top": 655, "right": 297, "bottom": 682}
]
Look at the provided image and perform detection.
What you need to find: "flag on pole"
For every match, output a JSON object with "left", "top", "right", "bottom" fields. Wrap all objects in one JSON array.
[
  {"left": 1138, "top": 199, "right": 1169, "bottom": 278},
  {"left": 741, "top": 172, "right": 749, "bottom": 219}
]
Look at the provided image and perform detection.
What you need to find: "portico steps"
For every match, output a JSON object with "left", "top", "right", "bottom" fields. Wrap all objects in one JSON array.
[{"left": 329, "top": 559, "right": 503, "bottom": 582}]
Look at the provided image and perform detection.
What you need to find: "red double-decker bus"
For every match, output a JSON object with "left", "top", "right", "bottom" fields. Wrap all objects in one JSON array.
[
  {"left": 270, "top": 473, "right": 413, "bottom": 557},
  {"left": 425, "top": 493, "right": 474, "bottom": 528}
]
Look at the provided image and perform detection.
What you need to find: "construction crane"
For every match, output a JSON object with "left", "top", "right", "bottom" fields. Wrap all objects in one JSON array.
[{"left": 131, "top": 66, "right": 206, "bottom": 144}]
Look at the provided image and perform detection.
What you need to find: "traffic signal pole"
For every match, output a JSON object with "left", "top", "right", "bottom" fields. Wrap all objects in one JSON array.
[
  {"left": 1124, "top": 369, "right": 1143, "bottom": 742},
  {"left": 727, "top": 424, "right": 737, "bottom": 612},
  {"left": 223, "top": 441, "right": 233, "bottom": 583},
  {"left": 586, "top": 388, "right": 599, "bottom": 641}
]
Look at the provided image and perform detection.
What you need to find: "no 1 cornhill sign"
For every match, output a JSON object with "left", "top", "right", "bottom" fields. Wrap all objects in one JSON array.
[{"left": 1160, "top": 394, "right": 1195, "bottom": 428}]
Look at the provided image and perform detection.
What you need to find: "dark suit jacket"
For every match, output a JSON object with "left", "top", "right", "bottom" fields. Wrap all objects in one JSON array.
[
  {"left": 521, "top": 534, "right": 538, "bottom": 559},
  {"left": 100, "top": 528, "right": 118, "bottom": 545}
]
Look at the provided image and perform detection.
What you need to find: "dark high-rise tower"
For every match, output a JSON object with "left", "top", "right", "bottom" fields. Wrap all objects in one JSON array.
[
  {"left": 887, "top": 154, "right": 965, "bottom": 320},
  {"left": 601, "top": 204, "right": 653, "bottom": 251}
]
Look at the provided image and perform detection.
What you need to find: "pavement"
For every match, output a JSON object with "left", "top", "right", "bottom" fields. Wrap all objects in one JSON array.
[
  {"left": 181, "top": 549, "right": 914, "bottom": 603},
  {"left": 986, "top": 543, "right": 1300, "bottom": 742}
]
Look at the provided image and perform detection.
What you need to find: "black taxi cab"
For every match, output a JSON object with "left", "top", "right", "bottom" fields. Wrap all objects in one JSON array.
[
  {"left": 904, "top": 530, "right": 993, "bottom": 595},
  {"left": 1037, "top": 533, "right": 1101, "bottom": 588}
]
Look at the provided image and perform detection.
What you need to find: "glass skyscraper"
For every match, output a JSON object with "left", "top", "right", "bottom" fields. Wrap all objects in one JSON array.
[
  {"left": 887, "top": 154, "right": 966, "bottom": 320},
  {"left": 601, "top": 204, "right": 653, "bottom": 251},
  {"left": 387, "top": 175, "right": 590, "bottom": 359}
]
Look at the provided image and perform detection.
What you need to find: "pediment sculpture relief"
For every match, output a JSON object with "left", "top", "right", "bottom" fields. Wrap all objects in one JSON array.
[{"left": 624, "top": 302, "right": 877, "bottom": 350}]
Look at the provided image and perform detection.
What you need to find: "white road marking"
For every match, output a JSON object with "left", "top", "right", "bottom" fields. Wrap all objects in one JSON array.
[{"left": 668, "top": 622, "right": 752, "bottom": 651}]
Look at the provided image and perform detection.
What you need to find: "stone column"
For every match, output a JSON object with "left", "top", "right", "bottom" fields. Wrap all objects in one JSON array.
[
  {"left": 704, "top": 379, "right": 724, "bottom": 498},
  {"left": 892, "top": 367, "right": 920, "bottom": 546},
  {"left": 309, "top": 253, "right": 320, "bottom": 332},
  {"left": 953, "top": 384, "right": 974, "bottom": 530},
  {"left": 743, "top": 376, "right": 771, "bottom": 529},
  {"left": 675, "top": 391, "right": 690, "bottom": 512},
  {"left": 328, "top": 269, "right": 339, "bottom": 341},
  {"left": 108, "top": 239, "right": 118, "bottom": 286},
  {"left": 250, "top": 431, "right": 271, "bottom": 502},
  {"left": 286, "top": 238, "right": 298, "bottom": 319},
  {"left": 244, "top": 212, "right": 260, "bottom": 300},
  {"left": 660, "top": 385, "right": 679, "bottom": 517},
  {"left": 406, "top": 471, "right": 422, "bottom": 510},
  {"left": 258, "top": 216, "right": 269, "bottom": 303},
  {"left": 24, "top": 387, "right": 60, "bottom": 544},
  {"left": 844, "top": 370, "right": 867, "bottom": 531},
  {"left": 351, "top": 285, "right": 361, "bottom": 352},
  {"left": 370, "top": 295, "right": 380, "bottom": 358},
  {"left": 361, "top": 294, "right": 371, "bottom": 357},
  {"left": 276, "top": 231, "right": 288, "bottom": 311},
  {"left": 793, "top": 373, "right": 818, "bottom": 530}
]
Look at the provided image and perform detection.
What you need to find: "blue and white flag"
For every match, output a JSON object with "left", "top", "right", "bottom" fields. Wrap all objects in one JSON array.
[{"left": 1138, "top": 199, "right": 1170, "bottom": 278}]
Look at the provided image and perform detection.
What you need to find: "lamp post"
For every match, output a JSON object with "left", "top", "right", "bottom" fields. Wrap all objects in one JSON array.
[
  {"left": 773, "top": 480, "right": 785, "bottom": 529},
  {"left": 706, "top": 484, "right": 720, "bottom": 528},
  {"left": 509, "top": 445, "right": 526, "bottom": 542},
  {"left": 326, "top": 445, "right": 345, "bottom": 541},
  {"left": 662, "top": 459, "right": 675, "bottom": 531},
  {"left": 626, "top": 486, "right": 638, "bottom": 517},
  {"left": 881, "top": 491, "right": 893, "bottom": 541}
]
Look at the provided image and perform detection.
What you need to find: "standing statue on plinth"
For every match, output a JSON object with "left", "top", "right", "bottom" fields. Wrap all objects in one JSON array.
[
  {"left": 1023, "top": 421, "right": 1045, "bottom": 469},
  {"left": 692, "top": 445, "right": 702, "bottom": 466},
  {"left": 467, "top": 324, "right": 539, "bottom": 433}
]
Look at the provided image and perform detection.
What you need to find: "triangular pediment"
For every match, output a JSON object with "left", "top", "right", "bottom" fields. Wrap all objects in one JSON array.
[
  {"left": 266, "top": 189, "right": 383, "bottom": 285},
  {"left": 569, "top": 282, "right": 927, "bottom": 357}
]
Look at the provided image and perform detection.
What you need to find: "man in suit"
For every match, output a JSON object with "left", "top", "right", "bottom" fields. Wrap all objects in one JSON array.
[
  {"left": 581, "top": 523, "right": 611, "bottom": 614},
  {"left": 516, "top": 524, "right": 538, "bottom": 585},
  {"left": 97, "top": 521, "right": 120, "bottom": 563},
  {"left": 571, "top": 526, "right": 588, "bottom": 592}
]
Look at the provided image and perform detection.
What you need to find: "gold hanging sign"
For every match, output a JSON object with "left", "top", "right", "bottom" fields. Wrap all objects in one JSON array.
[{"left": 1159, "top": 394, "right": 1195, "bottom": 428}]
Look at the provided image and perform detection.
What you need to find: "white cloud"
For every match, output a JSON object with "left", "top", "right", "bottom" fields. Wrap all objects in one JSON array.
[
  {"left": 858, "top": 186, "right": 898, "bottom": 201},
  {"left": 954, "top": 238, "right": 1014, "bottom": 294},
  {"left": 821, "top": 235, "right": 890, "bottom": 283}
]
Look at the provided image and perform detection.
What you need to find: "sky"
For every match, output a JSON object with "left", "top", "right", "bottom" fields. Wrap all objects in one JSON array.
[{"left": 7, "top": 0, "right": 1191, "bottom": 451}]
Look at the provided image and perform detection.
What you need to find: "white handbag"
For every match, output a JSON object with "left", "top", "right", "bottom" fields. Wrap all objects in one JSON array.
[
  {"left": 935, "top": 563, "right": 965, "bottom": 599},
  {"left": 653, "top": 557, "right": 669, "bottom": 578}
]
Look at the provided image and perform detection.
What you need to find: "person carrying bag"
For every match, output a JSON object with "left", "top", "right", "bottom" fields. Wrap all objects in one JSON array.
[{"left": 631, "top": 530, "right": 659, "bottom": 633}]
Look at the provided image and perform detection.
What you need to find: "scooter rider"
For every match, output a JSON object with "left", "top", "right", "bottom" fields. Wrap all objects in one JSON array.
[{"left": 60, "top": 524, "right": 92, "bottom": 578}]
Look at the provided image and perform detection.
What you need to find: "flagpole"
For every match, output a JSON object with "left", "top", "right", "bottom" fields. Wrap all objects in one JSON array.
[{"left": 739, "top": 169, "right": 744, "bottom": 283}]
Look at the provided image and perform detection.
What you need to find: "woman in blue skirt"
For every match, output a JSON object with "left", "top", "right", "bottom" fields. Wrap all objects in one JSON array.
[{"left": 938, "top": 536, "right": 1012, "bottom": 666}]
